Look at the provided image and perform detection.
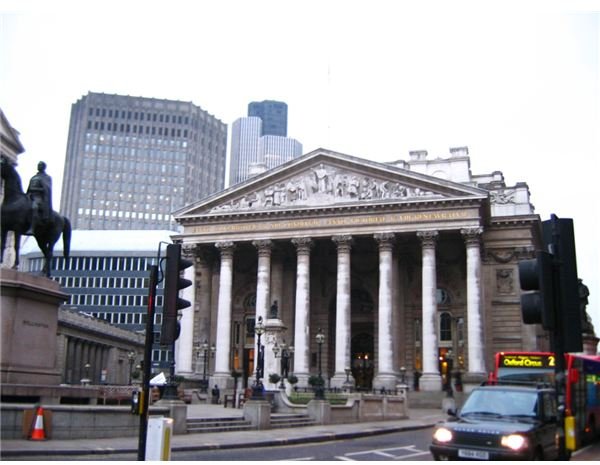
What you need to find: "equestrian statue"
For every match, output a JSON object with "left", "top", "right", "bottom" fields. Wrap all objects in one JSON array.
[{"left": 1, "top": 157, "right": 71, "bottom": 277}]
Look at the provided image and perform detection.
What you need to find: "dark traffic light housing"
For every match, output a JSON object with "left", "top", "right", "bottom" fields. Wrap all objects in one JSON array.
[
  {"left": 542, "top": 217, "right": 582, "bottom": 353},
  {"left": 519, "top": 251, "right": 555, "bottom": 330},
  {"left": 160, "top": 243, "right": 193, "bottom": 345},
  {"left": 518, "top": 216, "right": 583, "bottom": 353}
]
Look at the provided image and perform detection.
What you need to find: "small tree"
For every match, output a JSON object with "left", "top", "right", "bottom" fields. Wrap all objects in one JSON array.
[
  {"left": 268, "top": 373, "right": 281, "bottom": 384},
  {"left": 287, "top": 374, "right": 298, "bottom": 386}
]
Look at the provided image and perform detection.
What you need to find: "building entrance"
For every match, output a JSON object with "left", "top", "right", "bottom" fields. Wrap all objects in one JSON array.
[{"left": 351, "top": 333, "right": 374, "bottom": 390}]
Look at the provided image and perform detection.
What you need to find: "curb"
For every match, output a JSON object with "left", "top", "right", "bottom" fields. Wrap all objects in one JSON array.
[{"left": 0, "top": 422, "right": 437, "bottom": 458}]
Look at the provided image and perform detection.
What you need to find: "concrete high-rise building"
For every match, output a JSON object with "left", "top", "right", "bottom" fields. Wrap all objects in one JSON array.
[
  {"left": 248, "top": 100, "right": 288, "bottom": 136},
  {"left": 61, "top": 92, "right": 227, "bottom": 231},
  {"left": 229, "top": 100, "right": 302, "bottom": 186}
]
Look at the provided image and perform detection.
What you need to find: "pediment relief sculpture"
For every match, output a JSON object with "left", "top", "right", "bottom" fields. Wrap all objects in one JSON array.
[{"left": 210, "top": 163, "right": 440, "bottom": 213}]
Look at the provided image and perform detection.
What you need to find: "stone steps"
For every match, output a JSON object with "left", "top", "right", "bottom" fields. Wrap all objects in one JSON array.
[
  {"left": 186, "top": 413, "right": 317, "bottom": 433},
  {"left": 186, "top": 416, "right": 253, "bottom": 433},
  {"left": 270, "top": 413, "right": 317, "bottom": 429}
]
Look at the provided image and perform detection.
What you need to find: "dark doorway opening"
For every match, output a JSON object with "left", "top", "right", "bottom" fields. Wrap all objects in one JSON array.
[{"left": 351, "top": 332, "right": 374, "bottom": 390}]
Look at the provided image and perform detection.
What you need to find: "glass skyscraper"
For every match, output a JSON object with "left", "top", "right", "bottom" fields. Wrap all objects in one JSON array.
[
  {"left": 248, "top": 100, "right": 288, "bottom": 137},
  {"left": 229, "top": 100, "right": 302, "bottom": 186},
  {"left": 61, "top": 92, "right": 227, "bottom": 230}
]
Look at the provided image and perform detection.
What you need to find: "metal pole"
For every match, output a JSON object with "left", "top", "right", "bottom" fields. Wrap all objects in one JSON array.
[{"left": 138, "top": 264, "right": 158, "bottom": 461}]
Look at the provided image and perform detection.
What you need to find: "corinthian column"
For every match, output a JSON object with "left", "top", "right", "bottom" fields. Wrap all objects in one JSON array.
[
  {"left": 417, "top": 231, "right": 442, "bottom": 391},
  {"left": 175, "top": 243, "right": 197, "bottom": 375},
  {"left": 253, "top": 240, "right": 272, "bottom": 378},
  {"left": 195, "top": 246, "right": 214, "bottom": 373},
  {"left": 213, "top": 241, "right": 234, "bottom": 387},
  {"left": 331, "top": 235, "right": 352, "bottom": 387},
  {"left": 292, "top": 237, "right": 312, "bottom": 387},
  {"left": 374, "top": 232, "right": 397, "bottom": 389},
  {"left": 462, "top": 227, "right": 486, "bottom": 381}
]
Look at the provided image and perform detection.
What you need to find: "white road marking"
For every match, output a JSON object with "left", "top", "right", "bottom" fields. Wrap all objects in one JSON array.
[{"left": 334, "top": 444, "right": 431, "bottom": 461}]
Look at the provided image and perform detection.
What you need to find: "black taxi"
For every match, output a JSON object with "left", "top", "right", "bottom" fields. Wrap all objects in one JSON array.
[{"left": 430, "top": 384, "right": 560, "bottom": 460}]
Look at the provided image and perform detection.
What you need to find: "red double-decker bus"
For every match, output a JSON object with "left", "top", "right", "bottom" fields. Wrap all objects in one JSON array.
[{"left": 493, "top": 351, "right": 600, "bottom": 449}]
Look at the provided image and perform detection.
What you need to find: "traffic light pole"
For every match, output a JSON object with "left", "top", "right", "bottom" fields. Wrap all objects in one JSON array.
[
  {"left": 138, "top": 264, "right": 158, "bottom": 461},
  {"left": 547, "top": 216, "right": 568, "bottom": 461}
]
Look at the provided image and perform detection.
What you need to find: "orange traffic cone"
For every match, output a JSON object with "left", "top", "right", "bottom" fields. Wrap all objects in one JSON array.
[{"left": 29, "top": 406, "right": 46, "bottom": 441}]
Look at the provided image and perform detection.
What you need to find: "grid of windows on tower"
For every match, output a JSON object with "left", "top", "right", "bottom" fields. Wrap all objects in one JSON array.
[{"left": 28, "top": 255, "right": 164, "bottom": 328}]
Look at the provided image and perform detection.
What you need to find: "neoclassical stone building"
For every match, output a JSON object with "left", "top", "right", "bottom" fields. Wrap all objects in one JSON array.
[{"left": 171, "top": 148, "right": 544, "bottom": 392}]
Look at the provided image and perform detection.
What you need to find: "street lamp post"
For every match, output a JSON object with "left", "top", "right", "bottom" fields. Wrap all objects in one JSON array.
[
  {"left": 200, "top": 340, "right": 209, "bottom": 392},
  {"left": 280, "top": 341, "right": 289, "bottom": 389},
  {"left": 82, "top": 362, "right": 91, "bottom": 385},
  {"left": 127, "top": 351, "right": 136, "bottom": 385},
  {"left": 315, "top": 328, "right": 325, "bottom": 400},
  {"left": 252, "top": 316, "right": 265, "bottom": 399}
]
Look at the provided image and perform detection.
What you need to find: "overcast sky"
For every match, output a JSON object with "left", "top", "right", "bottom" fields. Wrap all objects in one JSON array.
[{"left": 1, "top": 0, "right": 599, "bottom": 337}]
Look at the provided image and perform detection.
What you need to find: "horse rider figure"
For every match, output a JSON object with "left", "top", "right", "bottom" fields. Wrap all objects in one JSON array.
[{"left": 26, "top": 161, "right": 53, "bottom": 233}]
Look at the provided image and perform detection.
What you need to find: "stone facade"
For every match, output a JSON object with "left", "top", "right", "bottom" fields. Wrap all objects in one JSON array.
[{"left": 171, "top": 148, "right": 546, "bottom": 392}]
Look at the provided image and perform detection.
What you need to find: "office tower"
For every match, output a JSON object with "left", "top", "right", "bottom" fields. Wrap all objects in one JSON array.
[
  {"left": 61, "top": 92, "right": 227, "bottom": 230},
  {"left": 248, "top": 100, "right": 288, "bottom": 136},
  {"left": 229, "top": 100, "right": 302, "bottom": 186}
]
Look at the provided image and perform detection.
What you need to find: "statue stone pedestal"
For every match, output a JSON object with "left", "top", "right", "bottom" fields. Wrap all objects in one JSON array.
[
  {"left": 307, "top": 399, "right": 331, "bottom": 425},
  {"left": 243, "top": 399, "right": 271, "bottom": 430},
  {"left": 154, "top": 399, "right": 187, "bottom": 435},
  {"left": 1, "top": 269, "right": 68, "bottom": 384}
]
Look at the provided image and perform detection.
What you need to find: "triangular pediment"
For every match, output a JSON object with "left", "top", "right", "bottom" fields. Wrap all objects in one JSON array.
[{"left": 176, "top": 149, "right": 487, "bottom": 218}]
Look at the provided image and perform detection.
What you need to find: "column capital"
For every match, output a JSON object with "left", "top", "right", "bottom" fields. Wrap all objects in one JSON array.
[
  {"left": 291, "top": 237, "right": 313, "bottom": 254},
  {"left": 181, "top": 243, "right": 197, "bottom": 259},
  {"left": 332, "top": 234, "right": 352, "bottom": 252},
  {"left": 253, "top": 239, "right": 273, "bottom": 257},
  {"left": 417, "top": 230, "right": 438, "bottom": 248},
  {"left": 374, "top": 232, "right": 395, "bottom": 251},
  {"left": 215, "top": 241, "right": 235, "bottom": 259},
  {"left": 461, "top": 227, "right": 483, "bottom": 246}
]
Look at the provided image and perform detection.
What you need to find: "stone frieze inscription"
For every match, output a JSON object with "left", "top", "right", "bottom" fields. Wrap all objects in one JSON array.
[{"left": 189, "top": 210, "right": 474, "bottom": 235}]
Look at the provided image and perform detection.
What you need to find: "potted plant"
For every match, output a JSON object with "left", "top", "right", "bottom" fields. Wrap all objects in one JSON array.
[
  {"left": 287, "top": 374, "right": 298, "bottom": 386},
  {"left": 268, "top": 373, "right": 281, "bottom": 385}
]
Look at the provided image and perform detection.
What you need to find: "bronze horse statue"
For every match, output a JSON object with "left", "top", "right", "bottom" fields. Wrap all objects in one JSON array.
[{"left": 1, "top": 158, "right": 71, "bottom": 277}]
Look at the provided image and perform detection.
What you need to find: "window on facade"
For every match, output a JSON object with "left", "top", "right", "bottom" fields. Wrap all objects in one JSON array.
[{"left": 439, "top": 312, "right": 452, "bottom": 341}]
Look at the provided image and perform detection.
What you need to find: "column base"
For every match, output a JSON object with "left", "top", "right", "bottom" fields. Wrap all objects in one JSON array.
[
  {"left": 373, "top": 373, "right": 398, "bottom": 391},
  {"left": 330, "top": 373, "right": 354, "bottom": 389},
  {"left": 419, "top": 372, "right": 443, "bottom": 391}
]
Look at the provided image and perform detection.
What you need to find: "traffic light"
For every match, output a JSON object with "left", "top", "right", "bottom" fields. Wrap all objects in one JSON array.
[
  {"left": 542, "top": 216, "right": 582, "bottom": 353},
  {"left": 160, "top": 243, "right": 193, "bottom": 345},
  {"left": 518, "top": 250, "right": 555, "bottom": 330}
]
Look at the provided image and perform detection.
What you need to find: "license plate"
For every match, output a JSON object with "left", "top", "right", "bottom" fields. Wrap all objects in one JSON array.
[{"left": 458, "top": 449, "right": 490, "bottom": 460}]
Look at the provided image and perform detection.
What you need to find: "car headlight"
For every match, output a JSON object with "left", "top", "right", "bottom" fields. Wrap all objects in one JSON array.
[
  {"left": 501, "top": 434, "right": 527, "bottom": 450},
  {"left": 433, "top": 427, "right": 453, "bottom": 443}
]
